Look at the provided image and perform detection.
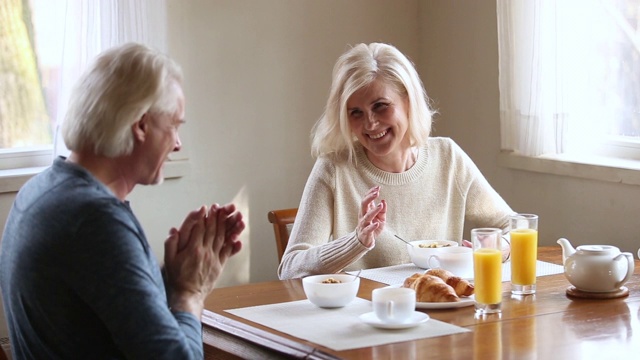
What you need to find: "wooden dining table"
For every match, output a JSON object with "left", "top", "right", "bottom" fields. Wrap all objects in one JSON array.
[{"left": 201, "top": 246, "right": 640, "bottom": 359}]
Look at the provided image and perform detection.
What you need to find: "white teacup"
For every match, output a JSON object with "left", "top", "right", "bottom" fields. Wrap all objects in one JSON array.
[
  {"left": 372, "top": 287, "right": 416, "bottom": 324},
  {"left": 427, "top": 246, "right": 474, "bottom": 279}
]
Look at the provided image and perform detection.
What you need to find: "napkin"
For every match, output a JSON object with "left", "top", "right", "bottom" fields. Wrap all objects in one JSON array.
[
  {"left": 225, "top": 297, "right": 470, "bottom": 351},
  {"left": 347, "top": 261, "right": 565, "bottom": 285}
]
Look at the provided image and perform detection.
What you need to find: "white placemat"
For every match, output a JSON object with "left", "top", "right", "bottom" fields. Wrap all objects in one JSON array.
[
  {"left": 347, "top": 261, "right": 565, "bottom": 285},
  {"left": 225, "top": 297, "right": 470, "bottom": 351}
]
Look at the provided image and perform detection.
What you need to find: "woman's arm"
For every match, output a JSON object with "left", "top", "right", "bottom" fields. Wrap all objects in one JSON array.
[{"left": 278, "top": 159, "right": 374, "bottom": 279}]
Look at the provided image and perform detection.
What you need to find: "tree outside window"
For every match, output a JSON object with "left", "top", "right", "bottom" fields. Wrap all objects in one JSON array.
[{"left": 0, "top": 0, "right": 52, "bottom": 150}]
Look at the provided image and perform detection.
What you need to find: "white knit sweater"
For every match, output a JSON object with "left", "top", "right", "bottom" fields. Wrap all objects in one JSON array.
[{"left": 278, "top": 137, "right": 514, "bottom": 279}]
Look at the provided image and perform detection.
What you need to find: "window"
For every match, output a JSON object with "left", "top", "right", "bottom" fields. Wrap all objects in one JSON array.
[
  {"left": 0, "top": 0, "right": 57, "bottom": 171},
  {"left": 497, "top": 0, "right": 640, "bottom": 161},
  {"left": 0, "top": 0, "right": 167, "bottom": 176}
]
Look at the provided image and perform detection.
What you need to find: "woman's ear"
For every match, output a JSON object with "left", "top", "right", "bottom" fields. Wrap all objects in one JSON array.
[{"left": 132, "top": 113, "right": 149, "bottom": 142}]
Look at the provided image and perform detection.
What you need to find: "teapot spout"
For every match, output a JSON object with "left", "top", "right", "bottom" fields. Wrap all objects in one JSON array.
[{"left": 557, "top": 238, "right": 575, "bottom": 265}]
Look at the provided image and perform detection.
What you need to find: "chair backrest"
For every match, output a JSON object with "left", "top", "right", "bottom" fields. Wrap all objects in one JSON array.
[
  {"left": 267, "top": 208, "right": 298, "bottom": 262},
  {"left": 0, "top": 337, "right": 10, "bottom": 360}
]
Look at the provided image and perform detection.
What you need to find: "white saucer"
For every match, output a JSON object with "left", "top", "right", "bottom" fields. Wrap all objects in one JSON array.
[{"left": 359, "top": 311, "right": 430, "bottom": 329}]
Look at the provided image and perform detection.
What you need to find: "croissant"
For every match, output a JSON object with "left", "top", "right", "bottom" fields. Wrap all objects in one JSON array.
[
  {"left": 425, "top": 269, "right": 475, "bottom": 297},
  {"left": 403, "top": 273, "right": 460, "bottom": 302},
  {"left": 402, "top": 273, "right": 423, "bottom": 288}
]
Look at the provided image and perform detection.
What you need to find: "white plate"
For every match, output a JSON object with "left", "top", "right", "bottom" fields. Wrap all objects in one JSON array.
[
  {"left": 416, "top": 295, "right": 475, "bottom": 309},
  {"left": 359, "top": 311, "right": 430, "bottom": 330},
  {"left": 386, "top": 284, "right": 475, "bottom": 309}
]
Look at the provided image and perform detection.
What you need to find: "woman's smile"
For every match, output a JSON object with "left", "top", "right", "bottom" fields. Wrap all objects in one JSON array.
[{"left": 369, "top": 130, "right": 388, "bottom": 140}]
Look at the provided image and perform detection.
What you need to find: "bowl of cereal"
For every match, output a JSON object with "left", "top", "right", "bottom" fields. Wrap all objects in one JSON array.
[
  {"left": 302, "top": 274, "right": 360, "bottom": 308},
  {"left": 407, "top": 240, "right": 460, "bottom": 269}
]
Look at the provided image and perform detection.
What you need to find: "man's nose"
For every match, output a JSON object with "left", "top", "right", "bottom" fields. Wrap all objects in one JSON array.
[{"left": 173, "top": 134, "right": 182, "bottom": 151}]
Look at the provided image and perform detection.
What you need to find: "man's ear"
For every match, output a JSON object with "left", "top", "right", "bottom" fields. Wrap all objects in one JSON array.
[{"left": 132, "top": 113, "right": 149, "bottom": 142}]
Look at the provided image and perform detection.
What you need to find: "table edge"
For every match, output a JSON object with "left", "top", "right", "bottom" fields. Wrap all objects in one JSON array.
[{"left": 202, "top": 310, "right": 341, "bottom": 359}]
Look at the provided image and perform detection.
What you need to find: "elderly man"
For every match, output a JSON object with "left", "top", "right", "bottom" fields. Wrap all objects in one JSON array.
[{"left": 0, "top": 43, "right": 244, "bottom": 359}]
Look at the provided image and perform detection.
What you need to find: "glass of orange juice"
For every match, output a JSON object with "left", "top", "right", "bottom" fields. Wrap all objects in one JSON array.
[
  {"left": 510, "top": 214, "right": 538, "bottom": 295},
  {"left": 472, "top": 228, "right": 503, "bottom": 315}
]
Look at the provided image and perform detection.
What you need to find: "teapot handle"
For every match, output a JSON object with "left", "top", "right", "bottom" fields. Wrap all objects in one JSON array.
[{"left": 614, "top": 252, "right": 635, "bottom": 289}]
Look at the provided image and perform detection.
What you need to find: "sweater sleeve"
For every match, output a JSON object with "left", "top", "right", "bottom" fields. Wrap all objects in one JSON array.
[
  {"left": 278, "top": 158, "right": 370, "bottom": 279},
  {"left": 66, "top": 203, "right": 203, "bottom": 359}
]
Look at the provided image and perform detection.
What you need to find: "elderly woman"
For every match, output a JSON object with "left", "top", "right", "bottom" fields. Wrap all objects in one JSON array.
[{"left": 278, "top": 42, "right": 514, "bottom": 280}]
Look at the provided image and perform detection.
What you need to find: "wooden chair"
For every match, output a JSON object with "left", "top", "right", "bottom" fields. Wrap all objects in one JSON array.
[
  {"left": 267, "top": 208, "right": 298, "bottom": 262},
  {"left": 0, "top": 337, "right": 10, "bottom": 360}
]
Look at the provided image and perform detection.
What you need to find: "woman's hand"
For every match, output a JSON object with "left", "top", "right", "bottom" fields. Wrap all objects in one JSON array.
[{"left": 356, "top": 186, "right": 386, "bottom": 248}]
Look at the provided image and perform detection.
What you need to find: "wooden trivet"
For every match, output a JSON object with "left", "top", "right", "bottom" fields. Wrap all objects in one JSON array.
[{"left": 566, "top": 286, "right": 629, "bottom": 299}]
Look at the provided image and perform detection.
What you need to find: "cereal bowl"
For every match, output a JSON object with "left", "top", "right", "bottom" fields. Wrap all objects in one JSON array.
[
  {"left": 407, "top": 240, "right": 460, "bottom": 269},
  {"left": 302, "top": 274, "right": 360, "bottom": 308}
]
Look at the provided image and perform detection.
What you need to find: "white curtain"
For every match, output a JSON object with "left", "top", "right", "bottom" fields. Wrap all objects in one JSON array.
[
  {"left": 51, "top": 0, "right": 167, "bottom": 157},
  {"left": 497, "top": 0, "right": 640, "bottom": 157}
]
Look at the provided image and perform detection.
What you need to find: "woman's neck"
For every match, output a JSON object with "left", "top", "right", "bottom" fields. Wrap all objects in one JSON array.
[{"left": 364, "top": 146, "right": 418, "bottom": 173}]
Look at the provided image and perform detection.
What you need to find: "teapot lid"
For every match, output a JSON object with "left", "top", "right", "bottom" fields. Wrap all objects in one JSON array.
[{"left": 576, "top": 245, "right": 619, "bottom": 254}]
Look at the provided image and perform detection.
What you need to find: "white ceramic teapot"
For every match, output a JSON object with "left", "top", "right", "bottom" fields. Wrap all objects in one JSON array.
[{"left": 557, "top": 238, "right": 634, "bottom": 292}]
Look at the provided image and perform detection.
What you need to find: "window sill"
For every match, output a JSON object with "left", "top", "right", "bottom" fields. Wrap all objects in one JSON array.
[
  {"left": 0, "top": 160, "right": 190, "bottom": 194},
  {"left": 497, "top": 151, "right": 640, "bottom": 186}
]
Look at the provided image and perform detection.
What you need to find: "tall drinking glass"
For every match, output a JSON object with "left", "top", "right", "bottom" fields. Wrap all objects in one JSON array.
[
  {"left": 510, "top": 214, "right": 538, "bottom": 295},
  {"left": 472, "top": 228, "right": 503, "bottom": 315}
]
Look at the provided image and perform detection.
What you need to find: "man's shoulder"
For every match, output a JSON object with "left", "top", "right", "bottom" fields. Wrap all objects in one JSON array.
[{"left": 14, "top": 168, "right": 125, "bottom": 230}]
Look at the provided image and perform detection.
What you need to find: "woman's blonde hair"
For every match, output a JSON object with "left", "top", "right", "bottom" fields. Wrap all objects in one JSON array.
[
  {"left": 311, "top": 43, "right": 435, "bottom": 159},
  {"left": 62, "top": 42, "right": 183, "bottom": 157}
]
